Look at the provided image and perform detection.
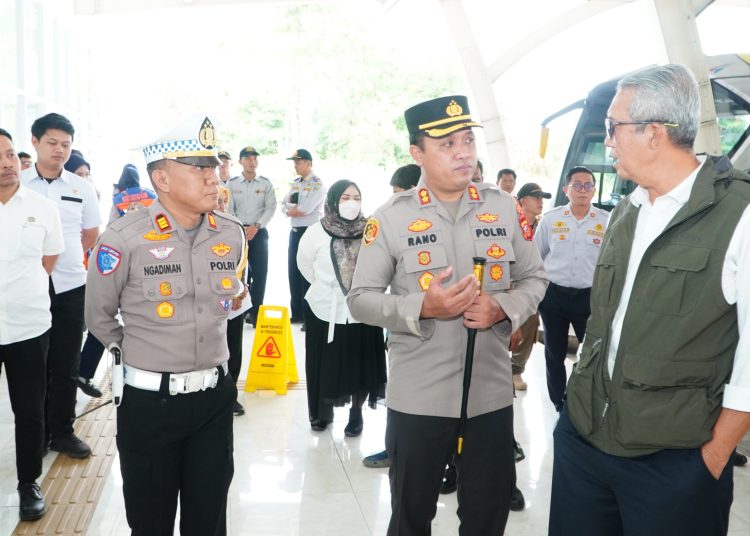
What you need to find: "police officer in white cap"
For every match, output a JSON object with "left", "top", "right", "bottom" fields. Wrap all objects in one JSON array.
[{"left": 85, "top": 116, "right": 246, "bottom": 535}]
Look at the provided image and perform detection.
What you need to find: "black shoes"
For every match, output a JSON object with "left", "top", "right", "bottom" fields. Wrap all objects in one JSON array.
[
  {"left": 290, "top": 317, "right": 304, "bottom": 324},
  {"left": 510, "top": 485, "right": 525, "bottom": 511},
  {"left": 310, "top": 419, "right": 329, "bottom": 432},
  {"left": 233, "top": 401, "right": 245, "bottom": 417},
  {"left": 77, "top": 377, "right": 102, "bottom": 398},
  {"left": 514, "top": 440, "right": 526, "bottom": 463},
  {"left": 344, "top": 408, "right": 363, "bottom": 437},
  {"left": 49, "top": 433, "right": 92, "bottom": 459},
  {"left": 18, "top": 482, "right": 46, "bottom": 521},
  {"left": 439, "top": 464, "right": 457, "bottom": 494},
  {"left": 736, "top": 452, "right": 748, "bottom": 466},
  {"left": 244, "top": 314, "right": 257, "bottom": 327}
]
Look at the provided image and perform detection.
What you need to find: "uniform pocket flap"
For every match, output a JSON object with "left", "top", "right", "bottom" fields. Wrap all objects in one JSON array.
[
  {"left": 474, "top": 239, "right": 515, "bottom": 263},
  {"left": 621, "top": 353, "right": 714, "bottom": 387},
  {"left": 209, "top": 273, "right": 239, "bottom": 295},
  {"left": 142, "top": 276, "right": 188, "bottom": 301},
  {"left": 650, "top": 244, "right": 709, "bottom": 272},
  {"left": 402, "top": 246, "right": 448, "bottom": 274}
]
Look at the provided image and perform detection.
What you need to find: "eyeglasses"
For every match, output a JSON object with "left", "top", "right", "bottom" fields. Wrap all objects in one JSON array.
[
  {"left": 569, "top": 182, "right": 595, "bottom": 192},
  {"left": 605, "top": 118, "right": 679, "bottom": 140}
]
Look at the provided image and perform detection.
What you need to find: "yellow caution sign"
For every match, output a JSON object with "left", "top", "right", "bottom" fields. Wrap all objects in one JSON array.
[{"left": 245, "top": 305, "right": 298, "bottom": 394}]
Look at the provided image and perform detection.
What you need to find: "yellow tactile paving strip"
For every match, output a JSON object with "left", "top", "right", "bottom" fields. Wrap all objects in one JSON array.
[
  {"left": 11, "top": 374, "right": 302, "bottom": 534},
  {"left": 13, "top": 381, "right": 116, "bottom": 536}
]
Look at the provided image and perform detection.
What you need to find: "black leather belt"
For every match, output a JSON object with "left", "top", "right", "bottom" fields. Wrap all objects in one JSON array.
[{"left": 549, "top": 282, "right": 591, "bottom": 296}]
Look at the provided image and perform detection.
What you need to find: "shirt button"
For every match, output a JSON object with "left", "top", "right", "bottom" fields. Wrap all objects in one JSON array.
[
  {"left": 193, "top": 250, "right": 198, "bottom": 256},
  {"left": 197, "top": 307, "right": 203, "bottom": 314},
  {"left": 196, "top": 278, "right": 202, "bottom": 285},
  {"left": 198, "top": 336, "right": 204, "bottom": 343},
  {"left": 148, "top": 290, "right": 155, "bottom": 296}
]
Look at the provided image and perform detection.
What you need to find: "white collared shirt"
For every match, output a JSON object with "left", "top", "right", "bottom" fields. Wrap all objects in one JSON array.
[
  {"left": 0, "top": 185, "right": 65, "bottom": 345},
  {"left": 22, "top": 167, "right": 101, "bottom": 293},
  {"left": 607, "top": 156, "right": 750, "bottom": 411}
]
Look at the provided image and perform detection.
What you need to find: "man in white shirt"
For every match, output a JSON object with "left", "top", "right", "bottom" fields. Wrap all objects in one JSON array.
[
  {"left": 0, "top": 128, "right": 64, "bottom": 521},
  {"left": 22, "top": 113, "right": 101, "bottom": 459},
  {"left": 550, "top": 64, "right": 750, "bottom": 536}
]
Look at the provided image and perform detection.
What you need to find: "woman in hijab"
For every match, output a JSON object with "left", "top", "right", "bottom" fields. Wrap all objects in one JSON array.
[{"left": 297, "top": 179, "right": 386, "bottom": 435}]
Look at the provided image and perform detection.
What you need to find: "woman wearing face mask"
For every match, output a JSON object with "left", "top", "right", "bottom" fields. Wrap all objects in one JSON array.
[{"left": 297, "top": 180, "right": 386, "bottom": 435}]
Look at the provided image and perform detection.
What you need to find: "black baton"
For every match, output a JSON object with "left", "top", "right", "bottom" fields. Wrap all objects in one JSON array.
[{"left": 457, "top": 257, "right": 486, "bottom": 455}]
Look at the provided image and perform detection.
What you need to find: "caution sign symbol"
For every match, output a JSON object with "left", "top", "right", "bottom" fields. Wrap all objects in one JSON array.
[{"left": 256, "top": 336, "right": 281, "bottom": 358}]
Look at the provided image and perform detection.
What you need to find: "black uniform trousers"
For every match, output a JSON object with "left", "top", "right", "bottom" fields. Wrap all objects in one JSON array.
[
  {"left": 116, "top": 372, "right": 236, "bottom": 536},
  {"left": 538, "top": 283, "right": 590, "bottom": 411},
  {"left": 386, "top": 406, "right": 514, "bottom": 536},
  {"left": 226, "top": 314, "right": 244, "bottom": 390},
  {"left": 47, "top": 281, "right": 86, "bottom": 439},
  {"left": 0, "top": 331, "right": 48, "bottom": 484},
  {"left": 79, "top": 331, "right": 105, "bottom": 380},
  {"left": 287, "top": 227, "right": 310, "bottom": 321},
  {"left": 550, "top": 407, "right": 734, "bottom": 536},
  {"left": 247, "top": 228, "right": 269, "bottom": 321}
]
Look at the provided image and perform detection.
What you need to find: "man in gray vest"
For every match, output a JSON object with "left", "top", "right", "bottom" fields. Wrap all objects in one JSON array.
[{"left": 550, "top": 64, "right": 750, "bottom": 536}]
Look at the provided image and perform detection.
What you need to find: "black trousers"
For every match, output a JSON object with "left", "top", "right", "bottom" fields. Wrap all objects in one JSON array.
[
  {"left": 0, "top": 331, "right": 48, "bottom": 484},
  {"left": 287, "top": 227, "right": 310, "bottom": 320},
  {"left": 47, "top": 282, "right": 86, "bottom": 439},
  {"left": 386, "top": 406, "right": 514, "bottom": 536},
  {"left": 116, "top": 373, "right": 236, "bottom": 536},
  {"left": 538, "top": 283, "right": 590, "bottom": 411},
  {"left": 550, "top": 407, "right": 734, "bottom": 536},
  {"left": 247, "top": 228, "right": 269, "bottom": 320},
  {"left": 79, "top": 331, "right": 105, "bottom": 380},
  {"left": 226, "top": 314, "right": 244, "bottom": 390}
]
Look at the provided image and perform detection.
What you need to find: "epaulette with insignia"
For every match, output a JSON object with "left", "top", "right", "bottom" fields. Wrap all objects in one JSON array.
[{"left": 211, "top": 210, "right": 243, "bottom": 226}]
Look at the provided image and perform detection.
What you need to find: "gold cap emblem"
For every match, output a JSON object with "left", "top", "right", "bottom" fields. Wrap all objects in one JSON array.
[
  {"left": 445, "top": 100, "right": 463, "bottom": 117},
  {"left": 198, "top": 116, "right": 216, "bottom": 149}
]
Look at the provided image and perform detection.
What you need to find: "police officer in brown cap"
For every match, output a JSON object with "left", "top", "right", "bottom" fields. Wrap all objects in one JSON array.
[
  {"left": 348, "top": 96, "right": 547, "bottom": 535},
  {"left": 85, "top": 116, "right": 246, "bottom": 535}
]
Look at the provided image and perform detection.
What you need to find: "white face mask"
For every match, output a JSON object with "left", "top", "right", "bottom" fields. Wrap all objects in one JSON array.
[{"left": 338, "top": 200, "right": 361, "bottom": 221}]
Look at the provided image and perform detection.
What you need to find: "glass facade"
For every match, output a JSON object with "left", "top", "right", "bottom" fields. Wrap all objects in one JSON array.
[{"left": 0, "top": 0, "right": 83, "bottom": 152}]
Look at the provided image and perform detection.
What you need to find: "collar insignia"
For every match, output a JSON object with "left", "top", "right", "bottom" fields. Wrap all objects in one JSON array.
[
  {"left": 467, "top": 185, "right": 480, "bottom": 201},
  {"left": 418, "top": 188, "right": 432, "bottom": 206},
  {"left": 155, "top": 213, "right": 172, "bottom": 232}
]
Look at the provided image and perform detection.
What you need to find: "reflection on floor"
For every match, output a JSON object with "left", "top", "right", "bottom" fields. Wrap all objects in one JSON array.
[{"left": 1, "top": 322, "right": 749, "bottom": 535}]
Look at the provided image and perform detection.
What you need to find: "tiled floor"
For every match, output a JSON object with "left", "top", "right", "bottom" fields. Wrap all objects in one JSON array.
[{"left": 1, "top": 323, "right": 749, "bottom": 534}]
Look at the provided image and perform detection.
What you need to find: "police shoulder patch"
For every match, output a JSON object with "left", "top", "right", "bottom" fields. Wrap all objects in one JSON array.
[
  {"left": 96, "top": 244, "right": 122, "bottom": 276},
  {"left": 363, "top": 218, "right": 380, "bottom": 246}
]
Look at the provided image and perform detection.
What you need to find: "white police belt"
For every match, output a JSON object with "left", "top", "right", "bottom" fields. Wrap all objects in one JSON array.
[{"left": 123, "top": 362, "right": 228, "bottom": 395}]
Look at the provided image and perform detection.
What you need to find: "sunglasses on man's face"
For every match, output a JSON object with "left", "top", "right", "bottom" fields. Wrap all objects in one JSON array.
[
  {"left": 568, "top": 182, "right": 595, "bottom": 192},
  {"left": 605, "top": 118, "right": 679, "bottom": 140}
]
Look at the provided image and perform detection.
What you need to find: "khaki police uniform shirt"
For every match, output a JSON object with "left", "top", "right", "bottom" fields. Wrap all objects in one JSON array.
[
  {"left": 227, "top": 174, "right": 277, "bottom": 227},
  {"left": 280, "top": 173, "right": 325, "bottom": 227},
  {"left": 534, "top": 203, "right": 609, "bottom": 289},
  {"left": 85, "top": 200, "right": 246, "bottom": 373},
  {"left": 347, "top": 181, "right": 547, "bottom": 418}
]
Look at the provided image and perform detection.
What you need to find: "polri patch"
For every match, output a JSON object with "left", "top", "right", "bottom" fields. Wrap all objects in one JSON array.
[
  {"left": 156, "top": 301, "right": 174, "bottom": 318},
  {"left": 159, "top": 282, "right": 172, "bottom": 296},
  {"left": 408, "top": 219, "right": 432, "bottom": 232},
  {"left": 486, "top": 244, "right": 506, "bottom": 259},
  {"left": 418, "top": 271, "right": 434, "bottom": 291},
  {"left": 221, "top": 277, "right": 233, "bottom": 290},
  {"left": 211, "top": 243, "right": 232, "bottom": 257},
  {"left": 490, "top": 264, "right": 504, "bottom": 281},
  {"left": 418, "top": 251, "right": 431, "bottom": 266},
  {"left": 363, "top": 218, "right": 380, "bottom": 246},
  {"left": 96, "top": 245, "right": 122, "bottom": 276},
  {"left": 476, "top": 213, "right": 498, "bottom": 223},
  {"left": 144, "top": 230, "right": 172, "bottom": 241}
]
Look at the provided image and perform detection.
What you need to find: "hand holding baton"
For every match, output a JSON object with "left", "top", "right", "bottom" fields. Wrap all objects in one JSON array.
[{"left": 457, "top": 256, "right": 486, "bottom": 455}]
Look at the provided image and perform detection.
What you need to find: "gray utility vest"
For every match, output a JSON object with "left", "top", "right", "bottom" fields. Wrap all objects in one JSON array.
[{"left": 566, "top": 155, "right": 750, "bottom": 457}]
